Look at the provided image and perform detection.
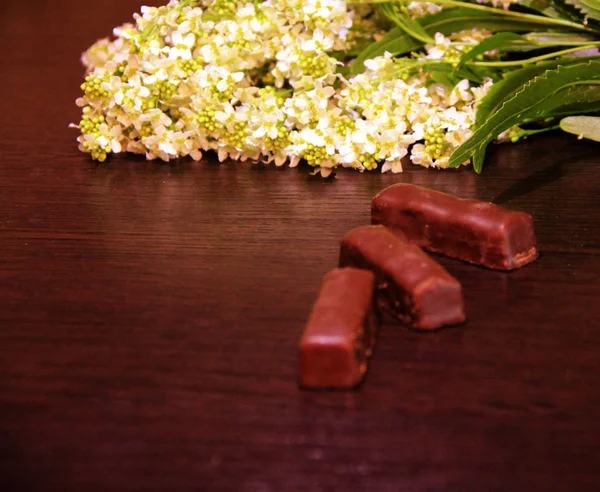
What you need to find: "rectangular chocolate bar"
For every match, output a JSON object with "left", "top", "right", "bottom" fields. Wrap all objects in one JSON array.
[
  {"left": 339, "top": 225, "right": 465, "bottom": 330},
  {"left": 298, "top": 267, "right": 379, "bottom": 390},
  {"left": 372, "top": 184, "right": 538, "bottom": 270}
]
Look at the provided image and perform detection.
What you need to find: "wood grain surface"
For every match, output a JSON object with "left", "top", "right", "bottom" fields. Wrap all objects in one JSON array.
[{"left": 1, "top": 1, "right": 599, "bottom": 490}]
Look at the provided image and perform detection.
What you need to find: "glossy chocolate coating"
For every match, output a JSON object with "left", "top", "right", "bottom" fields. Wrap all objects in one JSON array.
[
  {"left": 298, "top": 267, "right": 379, "bottom": 390},
  {"left": 340, "top": 225, "right": 465, "bottom": 330},
  {"left": 372, "top": 184, "right": 538, "bottom": 270}
]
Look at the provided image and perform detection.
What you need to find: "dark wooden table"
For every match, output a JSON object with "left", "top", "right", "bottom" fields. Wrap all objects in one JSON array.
[{"left": 1, "top": 1, "right": 599, "bottom": 490}]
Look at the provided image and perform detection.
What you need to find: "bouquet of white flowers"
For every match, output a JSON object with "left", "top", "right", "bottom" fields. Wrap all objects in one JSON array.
[{"left": 72, "top": 0, "right": 600, "bottom": 174}]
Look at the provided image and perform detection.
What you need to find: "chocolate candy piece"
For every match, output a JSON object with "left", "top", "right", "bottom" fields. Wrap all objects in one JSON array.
[
  {"left": 340, "top": 225, "right": 465, "bottom": 330},
  {"left": 298, "top": 267, "right": 379, "bottom": 390},
  {"left": 372, "top": 184, "right": 538, "bottom": 270}
]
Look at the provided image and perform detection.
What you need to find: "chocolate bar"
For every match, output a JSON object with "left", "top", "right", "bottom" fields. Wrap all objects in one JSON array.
[
  {"left": 371, "top": 184, "right": 538, "bottom": 270},
  {"left": 340, "top": 225, "right": 465, "bottom": 330},
  {"left": 298, "top": 267, "right": 379, "bottom": 390}
]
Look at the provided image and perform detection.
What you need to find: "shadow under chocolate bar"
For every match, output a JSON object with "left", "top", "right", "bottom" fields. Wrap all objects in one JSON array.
[
  {"left": 298, "top": 267, "right": 379, "bottom": 390},
  {"left": 372, "top": 184, "right": 538, "bottom": 270},
  {"left": 339, "top": 225, "right": 465, "bottom": 331}
]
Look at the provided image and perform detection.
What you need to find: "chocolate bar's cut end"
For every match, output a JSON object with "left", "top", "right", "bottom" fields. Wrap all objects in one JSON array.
[
  {"left": 501, "top": 212, "right": 538, "bottom": 270},
  {"left": 413, "top": 278, "right": 466, "bottom": 330},
  {"left": 298, "top": 267, "right": 378, "bottom": 390},
  {"left": 298, "top": 333, "right": 364, "bottom": 390}
]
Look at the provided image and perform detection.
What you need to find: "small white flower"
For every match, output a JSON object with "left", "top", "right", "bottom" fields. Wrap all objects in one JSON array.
[
  {"left": 425, "top": 33, "right": 452, "bottom": 60},
  {"left": 381, "top": 159, "right": 403, "bottom": 174},
  {"left": 169, "top": 31, "right": 196, "bottom": 60}
]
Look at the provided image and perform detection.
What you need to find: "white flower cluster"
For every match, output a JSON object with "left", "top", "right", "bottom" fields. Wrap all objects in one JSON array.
[
  {"left": 406, "top": 1, "right": 443, "bottom": 18},
  {"left": 72, "top": 0, "right": 493, "bottom": 174}
]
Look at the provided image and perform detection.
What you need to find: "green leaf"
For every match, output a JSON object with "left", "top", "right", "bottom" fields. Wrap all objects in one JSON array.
[
  {"left": 429, "top": 70, "right": 456, "bottom": 86},
  {"left": 538, "top": 99, "right": 600, "bottom": 117},
  {"left": 458, "top": 33, "right": 533, "bottom": 67},
  {"left": 377, "top": 3, "right": 434, "bottom": 43},
  {"left": 550, "top": 0, "right": 589, "bottom": 24},
  {"left": 351, "top": 8, "right": 568, "bottom": 74},
  {"left": 351, "top": 27, "right": 421, "bottom": 74},
  {"left": 560, "top": 115, "right": 600, "bottom": 140},
  {"left": 405, "top": 61, "right": 488, "bottom": 85},
  {"left": 429, "top": 62, "right": 490, "bottom": 84},
  {"left": 472, "top": 147, "right": 486, "bottom": 173},
  {"left": 564, "top": 0, "right": 600, "bottom": 21},
  {"left": 519, "top": 0, "right": 563, "bottom": 17},
  {"left": 474, "top": 56, "right": 600, "bottom": 128},
  {"left": 519, "top": 0, "right": 552, "bottom": 9},
  {"left": 474, "top": 62, "right": 558, "bottom": 127},
  {"left": 449, "top": 60, "right": 600, "bottom": 171}
]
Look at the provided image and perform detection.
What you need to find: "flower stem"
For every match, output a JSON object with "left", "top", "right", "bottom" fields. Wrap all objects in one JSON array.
[
  {"left": 425, "top": 0, "right": 591, "bottom": 32},
  {"left": 347, "top": 0, "right": 593, "bottom": 32},
  {"left": 471, "top": 43, "right": 600, "bottom": 67}
]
